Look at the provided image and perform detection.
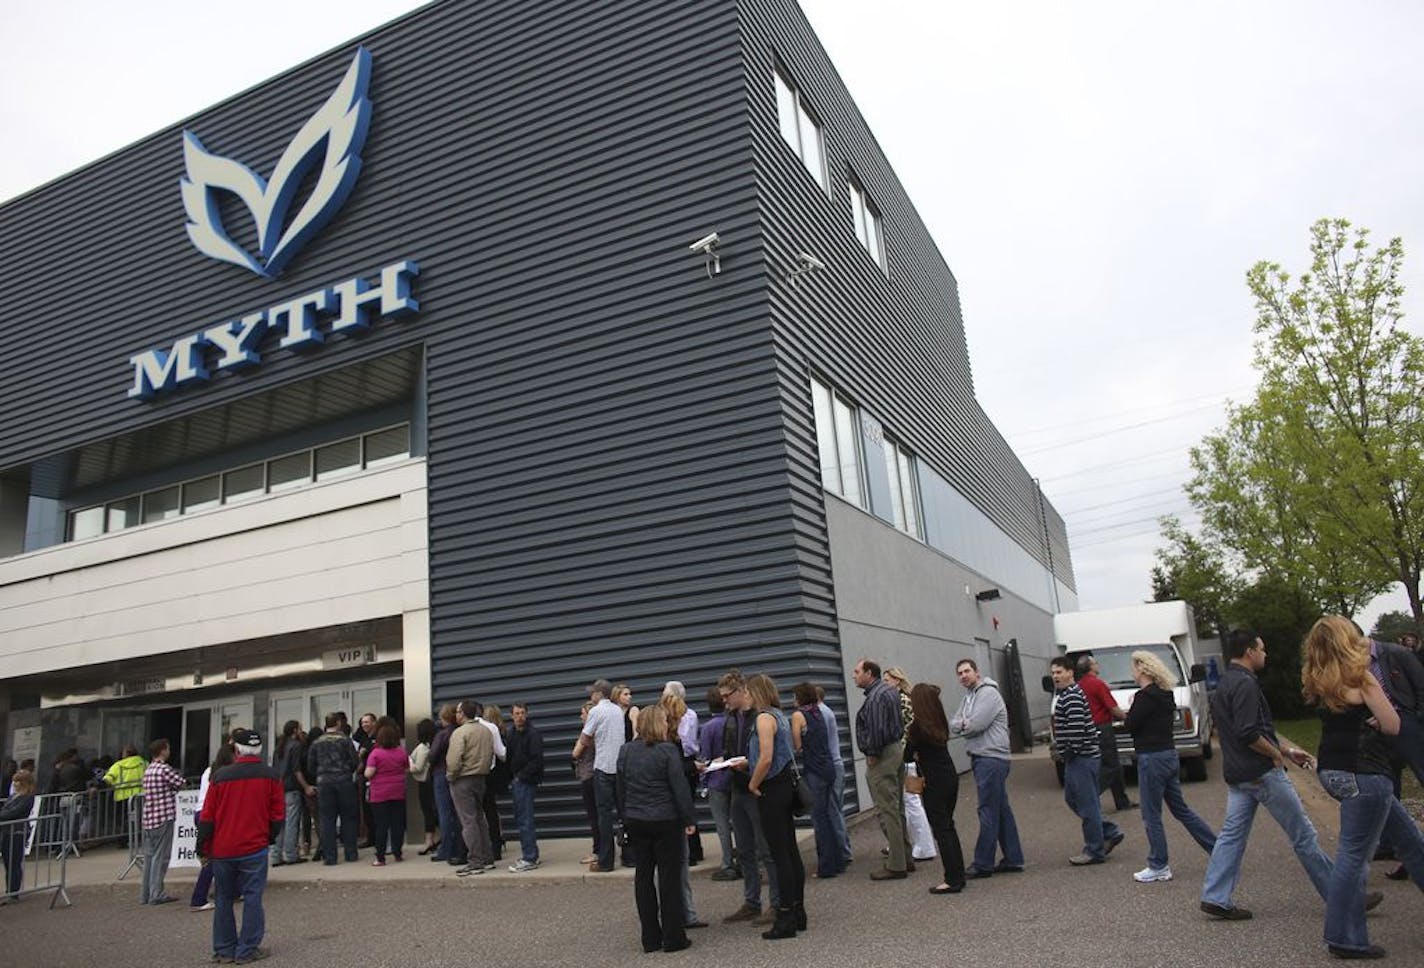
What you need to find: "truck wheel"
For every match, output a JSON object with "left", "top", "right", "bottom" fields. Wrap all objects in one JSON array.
[
  {"left": 1184, "top": 756, "right": 1208, "bottom": 782},
  {"left": 1054, "top": 760, "right": 1065, "bottom": 787}
]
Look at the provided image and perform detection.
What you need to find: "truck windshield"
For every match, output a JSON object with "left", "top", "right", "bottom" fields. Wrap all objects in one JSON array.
[{"left": 1091, "top": 644, "right": 1184, "bottom": 689}]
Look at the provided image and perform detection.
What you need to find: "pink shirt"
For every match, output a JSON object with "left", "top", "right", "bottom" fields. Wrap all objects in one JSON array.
[{"left": 365, "top": 746, "right": 410, "bottom": 803}]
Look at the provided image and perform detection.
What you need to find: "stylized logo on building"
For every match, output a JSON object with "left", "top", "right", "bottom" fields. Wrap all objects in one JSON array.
[{"left": 180, "top": 47, "right": 372, "bottom": 278}]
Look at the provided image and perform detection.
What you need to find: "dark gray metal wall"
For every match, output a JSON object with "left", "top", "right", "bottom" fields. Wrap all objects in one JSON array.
[
  {"left": 740, "top": 0, "right": 1076, "bottom": 595},
  {"left": 0, "top": 0, "right": 1073, "bottom": 834},
  {"left": 0, "top": 1, "right": 850, "bottom": 834}
]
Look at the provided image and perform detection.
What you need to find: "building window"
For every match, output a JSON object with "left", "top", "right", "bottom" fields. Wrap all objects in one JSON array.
[
  {"left": 810, "top": 375, "right": 863, "bottom": 507},
  {"left": 223, "top": 464, "right": 266, "bottom": 504},
  {"left": 69, "top": 506, "right": 104, "bottom": 541},
  {"left": 64, "top": 424, "right": 412, "bottom": 542},
  {"left": 849, "top": 180, "right": 885, "bottom": 268},
  {"left": 315, "top": 438, "right": 361, "bottom": 481},
  {"left": 363, "top": 425, "right": 410, "bottom": 468},
  {"left": 141, "top": 486, "right": 181, "bottom": 524},
  {"left": 105, "top": 496, "right": 141, "bottom": 532},
  {"left": 183, "top": 475, "right": 221, "bottom": 513},
  {"left": 882, "top": 435, "right": 921, "bottom": 538},
  {"left": 267, "top": 452, "right": 312, "bottom": 493},
  {"left": 774, "top": 68, "right": 827, "bottom": 189}
]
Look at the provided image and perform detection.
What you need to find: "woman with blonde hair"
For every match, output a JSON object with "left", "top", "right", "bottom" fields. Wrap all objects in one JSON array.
[
  {"left": 1124, "top": 650, "right": 1216, "bottom": 884},
  {"left": 884, "top": 667, "right": 936, "bottom": 864},
  {"left": 615, "top": 702, "right": 695, "bottom": 953},
  {"left": 614, "top": 684, "right": 641, "bottom": 741},
  {"left": 660, "top": 682, "right": 703, "bottom": 867},
  {"left": 746, "top": 673, "right": 805, "bottom": 940},
  {"left": 1302, "top": 615, "right": 1424, "bottom": 960}
]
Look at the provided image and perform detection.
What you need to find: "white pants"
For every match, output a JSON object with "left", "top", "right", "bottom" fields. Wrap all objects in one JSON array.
[{"left": 903, "top": 763, "right": 938, "bottom": 860}]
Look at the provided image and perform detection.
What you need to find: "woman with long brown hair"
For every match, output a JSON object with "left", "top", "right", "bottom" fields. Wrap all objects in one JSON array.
[
  {"left": 1302, "top": 615, "right": 1424, "bottom": 959},
  {"left": 904, "top": 683, "right": 966, "bottom": 894}
]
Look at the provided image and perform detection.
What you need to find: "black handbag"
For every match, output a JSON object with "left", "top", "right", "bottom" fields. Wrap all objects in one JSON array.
[{"left": 790, "top": 766, "right": 811, "bottom": 817}]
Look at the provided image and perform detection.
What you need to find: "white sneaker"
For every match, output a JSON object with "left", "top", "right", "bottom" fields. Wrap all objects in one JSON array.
[
  {"left": 508, "top": 859, "right": 541, "bottom": 873},
  {"left": 1133, "top": 865, "right": 1173, "bottom": 882}
]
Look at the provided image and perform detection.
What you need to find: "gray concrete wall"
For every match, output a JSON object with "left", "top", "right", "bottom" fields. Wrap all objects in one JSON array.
[{"left": 824, "top": 495, "right": 1060, "bottom": 805}]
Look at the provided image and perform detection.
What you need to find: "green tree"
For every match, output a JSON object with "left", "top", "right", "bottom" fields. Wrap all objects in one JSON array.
[
  {"left": 1232, "top": 575, "right": 1320, "bottom": 719},
  {"left": 1186, "top": 218, "right": 1423, "bottom": 619},
  {"left": 1150, "top": 516, "right": 1235, "bottom": 639},
  {"left": 1369, "top": 609, "right": 1420, "bottom": 643}
]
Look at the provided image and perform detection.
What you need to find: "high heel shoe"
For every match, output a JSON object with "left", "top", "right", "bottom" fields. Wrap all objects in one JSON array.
[
  {"left": 761, "top": 907, "right": 798, "bottom": 940},
  {"left": 418, "top": 841, "right": 440, "bottom": 856}
]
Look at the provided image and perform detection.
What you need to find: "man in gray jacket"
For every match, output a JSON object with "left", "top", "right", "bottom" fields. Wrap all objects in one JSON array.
[{"left": 949, "top": 658, "right": 1024, "bottom": 877}]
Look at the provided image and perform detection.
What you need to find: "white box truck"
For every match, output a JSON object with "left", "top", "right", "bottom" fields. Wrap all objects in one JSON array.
[{"left": 1049, "top": 600, "right": 1213, "bottom": 781}]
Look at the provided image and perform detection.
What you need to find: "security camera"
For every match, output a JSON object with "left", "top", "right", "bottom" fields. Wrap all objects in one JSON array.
[
  {"left": 689, "top": 232, "right": 720, "bottom": 253},
  {"left": 797, "top": 252, "right": 827, "bottom": 272}
]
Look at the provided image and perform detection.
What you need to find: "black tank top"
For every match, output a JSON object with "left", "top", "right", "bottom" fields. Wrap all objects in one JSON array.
[{"left": 1317, "top": 703, "right": 1393, "bottom": 776}]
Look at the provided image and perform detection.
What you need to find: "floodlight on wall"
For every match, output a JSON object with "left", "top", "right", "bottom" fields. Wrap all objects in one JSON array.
[
  {"left": 975, "top": 588, "right": 1002, "bottom": 602},
  {"left": 786, "top": 251, "right": 827, "bottom": 287},
  {"left": 689, "top": 232, "right": 721, "bottom": 278}
]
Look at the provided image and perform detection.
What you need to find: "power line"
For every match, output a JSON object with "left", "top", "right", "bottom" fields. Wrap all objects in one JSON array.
[
  {"left": 1066, "top": 495, "right": 1194, "bottom": 527},
  {"left": 1005, "top": 386, "right": 1251, "bottom": 439},
  {"left": 1058, "top": 484, "right": 1188, "bottom": 517},
  {"left": 1038, "top": 446, "right": 1190, "bottom": 483},
  {"left": 1070, "top": 514, "right": 1178, "bottom": 539},
  {"left": 1046, "top": 467, "right": 1192, "bottom": 500},
  {"left": 1017, "top": 401, "right": 1231, "bottom": 457}
]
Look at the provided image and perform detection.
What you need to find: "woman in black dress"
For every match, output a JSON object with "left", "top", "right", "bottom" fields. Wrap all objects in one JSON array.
[{"left": 904, "top": 683, "right": 966, "bottom": 894}]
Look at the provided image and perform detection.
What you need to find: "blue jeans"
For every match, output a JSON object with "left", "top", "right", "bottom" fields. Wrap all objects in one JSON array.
[
  {"left": 594, "top": 770, "right": 618, "bottom": 870},
  {"left": 281, "top": 791, "right": 302, "bottom": 863},
  {"left": 806, "top": 769, "right": 846, "bottom": 877},
  {"left": 706, "top": 786, "right": 735, "bottom": 872},
  {"left": 1063, "top": 755, "right": 1120, "bottom": 859},
  {"left": 1319, "top": 770, "right": 1424, "bottom": 951},
  {"left": 729, "top": 784, "right": 778, "bottom": 908},
  {"left": 829, "top": 765, "right": 852, "bottom": 861},
  {"left": 970, "top": 755, "right": 1024, "bottom": 870},
  {"left": 1201, "top": 767, "right": 1332, "bottom": 908},
  {"left": 511, "top": 779, "right": 539, "bottom": 863},
  {"left": 433, "top": 770, "right": 460, "bottom": 861},
  {"left": 211, "top": 849, "right": 268, "bottom": 961},
  {"left": 1137, "top": 749, "right": 1216, "bottom": 869}
]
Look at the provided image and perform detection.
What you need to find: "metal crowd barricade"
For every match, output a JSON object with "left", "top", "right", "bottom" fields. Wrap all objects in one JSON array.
[{"left": 0, "top": 801, "right": 72, "bottom": 910}]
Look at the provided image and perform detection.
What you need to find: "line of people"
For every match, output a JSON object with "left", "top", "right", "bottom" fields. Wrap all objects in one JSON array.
[{"left": 1044, "top": 620, "right": 1424, "bottom": 962}]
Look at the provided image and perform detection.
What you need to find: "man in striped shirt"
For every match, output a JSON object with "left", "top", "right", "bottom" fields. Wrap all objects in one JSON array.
[{"left": 1051, "top": 656, "right": 1123, "bottom": 866}]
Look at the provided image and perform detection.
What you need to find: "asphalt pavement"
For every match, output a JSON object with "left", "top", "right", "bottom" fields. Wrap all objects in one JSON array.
[{"left": 3, "top": 745, "right": 1420, "bottom": 967}]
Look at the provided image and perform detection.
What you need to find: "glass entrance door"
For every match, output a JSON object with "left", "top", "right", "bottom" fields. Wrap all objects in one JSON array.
[
  {"left": 348, "top": 684, "right": 386, "bottom": 723},
  {"left": 309, "top": 689, "right": 344, "bottom": 729},
  {"left": 218, "top": 699, "right": 254, "bottom": 747}
]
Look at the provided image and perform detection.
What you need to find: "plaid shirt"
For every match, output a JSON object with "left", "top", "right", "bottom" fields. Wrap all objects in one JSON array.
[{"left": 140, "top": 760, "right": 185, "bottom": 830}]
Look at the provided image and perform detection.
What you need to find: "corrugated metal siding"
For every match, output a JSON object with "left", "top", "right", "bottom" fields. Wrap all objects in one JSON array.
[
  {"left": 1, "top": 2, "right": 860, "bottom": 833},
  {"left": 740, "top": 0, "right": 1076, "bottom": 595}
]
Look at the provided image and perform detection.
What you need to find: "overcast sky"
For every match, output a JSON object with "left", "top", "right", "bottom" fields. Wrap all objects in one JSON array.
[{"left": 3, "top": 1, "right": 1421, "bottom": 627}]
